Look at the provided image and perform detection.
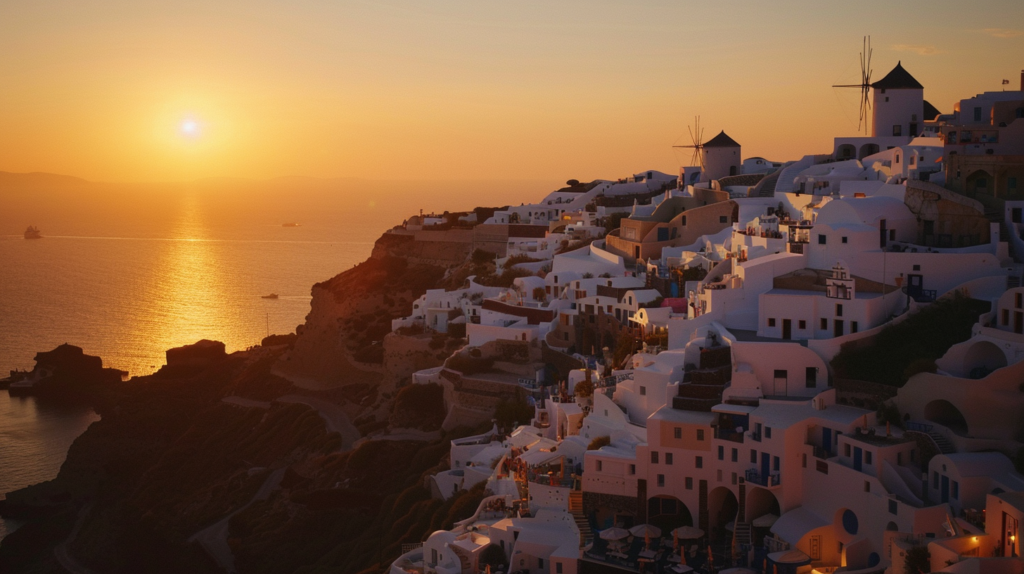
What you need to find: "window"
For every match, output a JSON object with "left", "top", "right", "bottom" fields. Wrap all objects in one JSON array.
[
  {"left": 799, "top": 320, "right": 806, "bottom": 329},
  {"left": 865, "top": 451, "right": 873, "bottom": 465},
  {"left": 806, "top": 366, "right": 817, "bottom": 388},
  {"left": 768, "top": 318, "right": 776, "bottom": 327},
  {"left": 719, "top": 215, "right": 728, "bottom": 223},
  {"left": 851, "top": 321, "right": 858, "bottom": 333},
  {"left": 640, "top": 386, "right": 646, "bottom": 396},
  {"left": 697, "top": 429, "right": 705, "bottom": 441},
  {"left": 765, "top": 427, "right": 772, "bottom": 439},
  {"left": 731, "top": 448, "right": 738, "bottom": 462},
  {"left": 893, "top": 125, "right": 902, "bottom": 136},
  {"left": 952, "top": 481, "right": 959, "bottom": 499},
  {"left": 696, "top": 456, "right": 703, "bottom": 469},
  {"left": 681, "top": 215, "right": 687, "bottom": 226},
  {"left": 732, "top": 472, "right": 738, "bottom": 485},
  {"left": 597, "top": 460, "right": 603, "bottom": 471},
  {"left": 836, "top": 303, "right": 844, "bottom": 317},
  {"left": 842, "top": 236, "right": 848, "bottom": 244},
  {"left": 844, "top": 444, "right": 851, "bottom": 456},
  {"left": 685, "top": 477, "right": 693, "bottom": 490},
  {"left": 913, "top": 264, "right": 921, "bottom": 271},
  {"left": 821, "top": 318, "right": 828, "bottom": 330},
  {"left": 974, "top": 107, "right": 982, "bottom": 122},
  {"left": 666, "top": 453, "right": 674, "bottom": 465},
  {"left": 674, "top": 427, "right": 682, "bottom": 439},
  {"left": 933, "top": 471, "right": 939, "bottom": 489},
  {"left": 557, "top": 563, "right": 563, "bottom": 574},
  {"left": 818, "top": 234, "right": 827, "bottom": 245},
  {"left": 1017, "top": 293, "right": 1022, "bottom": 309},
  {"left": 718, "top": 446, "right": 725, "bottom": 460},
  {"left": 630, "top": 464, "right": 636, "bottom": 475},
  {"left": 657, "top": 474, "right": 665, "bottom": 487},
  {"left": 889, "top": 499, "right": 898, "bottom": 515},
  {"left": 651, "top": 451, "right": 659, "bottom": 464},
  {"left": 802, "top": 453, "right": 807, "bottom": 468},
  {"left": 717, "top": 469, "right": 723, "bottom": 481},
  {"left": 773, "top": 369, "right": 787, "bottom": 380},
  {"left": 540, "top": 559, "right": 545, "bottom": 569},
  {"left": 895, "top": 154, "right": 900, "bottom": 164},
  {"left": 751, "top": 449, "right": 758, "bottom": 463},
  {"left": 817, "top": 460, "right": 829, "bottom": 474},
  {"left": 1011, "top": 177, "right": 1018, "bottom": 190},
  {"left": 773, "top": 456, "right": 780, "bottom": 471},
  {"left": 865, "top": 481, "right": 871, "bottom": 492}
]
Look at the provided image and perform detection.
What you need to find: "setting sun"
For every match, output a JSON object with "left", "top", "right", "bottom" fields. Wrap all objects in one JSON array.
[{"left": 180, "top": 119, "right": 199, "bottom": 136}]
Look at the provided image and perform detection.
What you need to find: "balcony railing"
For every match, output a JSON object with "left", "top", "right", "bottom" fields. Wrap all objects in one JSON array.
[
  {"left": 716, "top": 428, "right": 745, "bottom": 443},
  {"left": 745, "top": 469, "right": 781, "bottom": 487}
]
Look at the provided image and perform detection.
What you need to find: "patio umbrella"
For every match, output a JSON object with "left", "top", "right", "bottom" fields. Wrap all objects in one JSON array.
[
  {"left": 672, "top": 526, "right": 705, "bottom": 539},
  {"left": 599, "top": 527, "right": 630, "bottom": 541},
  {"left": 630, "top": 524, "right": 663, "bottom": 538},
  {"left": 752, "top": 514, "right": 778, "bottom": 528}
]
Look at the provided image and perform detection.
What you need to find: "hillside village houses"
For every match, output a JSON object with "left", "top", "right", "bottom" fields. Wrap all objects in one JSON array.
[{"left": 389, "top": 62, "right": 1024, "bottom": 574}]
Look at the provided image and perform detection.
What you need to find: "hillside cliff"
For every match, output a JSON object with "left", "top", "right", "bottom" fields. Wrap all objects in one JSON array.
[{"left": 0, "top": 227, "right": 488, "bottom": 574}]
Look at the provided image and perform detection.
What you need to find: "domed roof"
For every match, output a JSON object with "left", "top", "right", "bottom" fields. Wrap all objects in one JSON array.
[{"left": 871, "top": 61, "right": 923, "bottom": 90}]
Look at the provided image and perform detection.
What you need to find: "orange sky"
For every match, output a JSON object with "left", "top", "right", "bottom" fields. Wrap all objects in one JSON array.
[{"left": 1, "top": 1, "right": 1022, "bottom": 183}]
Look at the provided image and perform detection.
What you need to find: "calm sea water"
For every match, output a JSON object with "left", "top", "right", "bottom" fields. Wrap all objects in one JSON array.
[{"left": 0, "top": 174, "right": 548, "bottom": 540}]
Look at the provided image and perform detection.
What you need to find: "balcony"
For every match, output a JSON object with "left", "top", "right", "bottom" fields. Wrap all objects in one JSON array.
[
  {"left": 745, "top": 469, "right": 781, "bottom": 487},
  {"left": 715, "top": 428, "right": 745, "bottom": 443}
]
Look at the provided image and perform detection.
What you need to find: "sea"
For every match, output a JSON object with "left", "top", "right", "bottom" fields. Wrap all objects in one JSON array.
[{"left": 0, "top": 174, "right": 549, "bottom": 540}]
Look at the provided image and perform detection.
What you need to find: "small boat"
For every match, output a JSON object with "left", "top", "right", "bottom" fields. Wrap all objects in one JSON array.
[
  {"left": 24, "top": 226, "right": 42, "bottom": 239},
  {"left": 262, "top": 293, "right": 279, "bottom": 299},
  {"left": 282, "top": 223, "right": 300, "bottom": 227}
]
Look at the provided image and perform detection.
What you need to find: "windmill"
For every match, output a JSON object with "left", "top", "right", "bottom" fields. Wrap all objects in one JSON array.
[
  {"left": 832, "top": 36, "right": 874, "bottom": 135},
  {"left": 673, "top": 116, "right": 706, "bottom": 170}
]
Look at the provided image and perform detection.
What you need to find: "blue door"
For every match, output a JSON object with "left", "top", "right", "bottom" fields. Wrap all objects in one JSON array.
[
  {"left": 761, "top": 452, "right": 771, "bottom": 485},
  {"left": 822, "top": 428, "right": 832, "bottom": 456},
  {"left": 853, "top": 447, "right": 863, "bottom": 471},
  {"left": 941, "top": 475, "right": 950, "bottom": 503}
]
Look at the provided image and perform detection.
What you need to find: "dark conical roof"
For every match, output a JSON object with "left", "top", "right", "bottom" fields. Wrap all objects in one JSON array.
[
  {"left": 923, "top": 100, "right": 942, "bottom": 121},
  {"left": 871, "top": 61, "right": 923, "bottom": 90},
  {"left": 703, "top": 131, "right": 740, "bottom": 148}
]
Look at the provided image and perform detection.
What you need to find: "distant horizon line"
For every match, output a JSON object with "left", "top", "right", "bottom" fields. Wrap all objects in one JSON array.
[{"left": 0, "top": 170, "right": 578, "bottom": 188}]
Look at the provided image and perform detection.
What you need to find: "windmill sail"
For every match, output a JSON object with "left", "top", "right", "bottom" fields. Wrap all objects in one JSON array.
[{"left": 832, "top": 36, "right": 873, "bottom": 134}]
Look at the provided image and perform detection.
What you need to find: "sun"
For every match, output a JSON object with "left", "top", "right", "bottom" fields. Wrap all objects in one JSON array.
[{"left": 180, "top": 119, "right": 200, "bottom": 136}]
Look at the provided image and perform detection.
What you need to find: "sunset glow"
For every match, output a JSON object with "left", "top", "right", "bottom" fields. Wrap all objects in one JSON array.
[{"left": 1, "top": 1, "right": 1021, "bottom": 183}]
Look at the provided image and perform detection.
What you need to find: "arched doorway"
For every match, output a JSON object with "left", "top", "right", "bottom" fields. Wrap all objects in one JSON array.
[
  {"left": 965, "top": 169, "right": 993, "bottom": 196},
  {"left": 746, "top": 488, "right": 781, "bottom": 547},
  {"left": 924, "top": 399, "right": 969, "bottom": 436},
  {"left": 859, "top": 143, "right": 880, "bottom": 160},
  {"left": 836, "top": 144, "right": 856, "bottom": 160},
  {"left": 708, "top": 487, "right": 738, "bottom": 540},
  {"left": 962, "top": 340, "right": 1007, "bottom": 378},
  {"left": 648, "top": 495, "right": 694, "bottom": 531}
]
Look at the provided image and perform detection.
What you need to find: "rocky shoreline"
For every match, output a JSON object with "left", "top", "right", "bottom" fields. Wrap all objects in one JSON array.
[{"left": 0, "top": 229, "right": 477, "bottom": 574}]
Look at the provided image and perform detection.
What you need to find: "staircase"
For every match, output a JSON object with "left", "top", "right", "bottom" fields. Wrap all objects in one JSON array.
[
  {"left": 569, "top": 490, "right": 592, "bottom": 546},
  {"left": 734, "top": 482, "right": 751, "bottom": 548},
  {"left": 928, "top": 430, "right": 956, "bottom": 454}
]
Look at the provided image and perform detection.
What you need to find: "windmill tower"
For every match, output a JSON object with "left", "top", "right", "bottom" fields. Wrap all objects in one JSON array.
[
  {"left": 673, "top": 117, "right": 741, "bottom": 183},
  {"left": 832, "top": 36, "right": 874, "bottom": 136},
  {"left": 674, "top": 116, "right": 706, "bottom": 186}
]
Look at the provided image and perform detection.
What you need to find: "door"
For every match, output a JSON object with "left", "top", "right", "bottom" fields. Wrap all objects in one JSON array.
[
  {"left": 823, "top": 428, "right": 833, "bottom": 456},
  {"left": 853, "top": 447, "right": 863, "bottom": 471},
  {"left": 941, "top": 475, "right": 950, "bottom": 503},
  {"left": 634, "top": 246, "right": 641, "bottom": 259},
  {"left": 879, "top": 218, "right": 888, "bottom": 249},
  {"left": 761, "top": 452, "right": 771, "bottom": 485},
  {"left": 834, "top": 319, "right": 844, "bottom": 337},
  {"left": 1016, "top": 311, "right": 1023, "bottom": 335},
  {"left": 782, "top": 319, "right": 792, "bottom": 340},
  {"left": 907, "top": 275, "right": 923, "bottom": 299}
]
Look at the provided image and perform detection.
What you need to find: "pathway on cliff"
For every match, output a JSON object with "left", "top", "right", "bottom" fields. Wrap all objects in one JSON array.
[
  {"left": 221, "top": 394, "right": 360, "bottom": 450},
  {"left": 188, "top": 468, "right": 285, "bottom": 574},
  {"left": 54, "top": 503, "right": 95, "bottom": 574},
  {"left": 352, "top": 427, "right": 442, "bottom": 448}
]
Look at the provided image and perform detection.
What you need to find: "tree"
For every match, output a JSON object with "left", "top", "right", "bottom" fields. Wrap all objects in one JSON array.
[
  {"left": 532, "top": 287, "right": 546, "bottom": 302},
  {"left": 566, "top": 179, "right": 580, "bottom": 187},
  {"left": 574, "top": 373, "right": 594, "bottom": 398}
]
